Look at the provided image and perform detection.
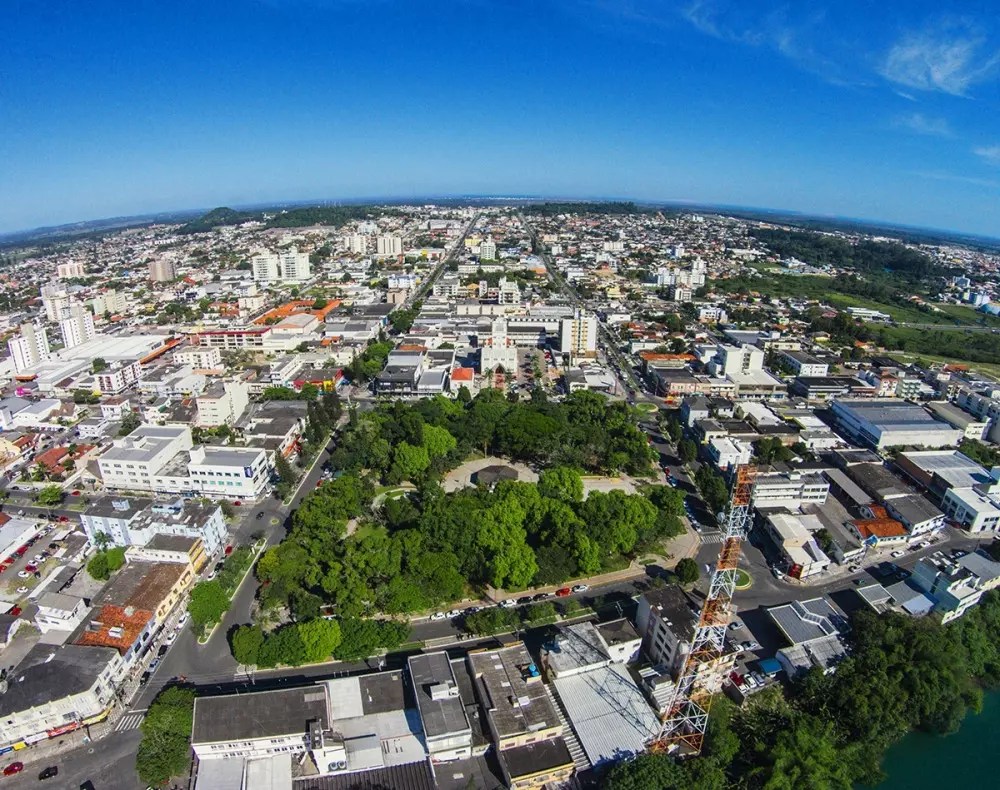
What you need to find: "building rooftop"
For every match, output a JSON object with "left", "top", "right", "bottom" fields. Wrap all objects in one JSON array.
[
  {"left": 408, "top": 652, "right": 471, "bottom": 739},
  {"left": 94, "top": 560, "right": 187, "bottom": 612},
  {"left": 146, "top": 533, "right": 200, "bottom": 552},
  {"left": 898, "top": 450, "right": 993, "bottom": 490},
  {"left": 0, "top": 643, "right": 119, "bottom": 717},
  {"left": 640, "top": 585, "right": 699, "bottom": 642},
  {"left": 193, "top": 686, "right": 330, "bottom": 744},
  {"left": 499, "top": 738, "right": 574, "bottom": 781},
  {"left": 551, "top": 663, "right": 659, "bottom": 768},
  {"left": 833, "top": 398, "right": 957, "bottom": 432},
  {"left": 768, "top": 598, "right": 846, "bottom": 646},
  {"left": 467, "top": 643, "right": 560, "bottom": 739},
  {"left": 74, "top": 603, "right": 152, "bottom": 654}
]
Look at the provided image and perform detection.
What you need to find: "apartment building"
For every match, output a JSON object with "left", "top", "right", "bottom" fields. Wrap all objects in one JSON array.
[
  {"left": 173, "top": 346, "right": 222, "bottom": 369},
  {"left": 559, "top": 309, "right": 598, "bottom": 360},
  {"left": 7, "top": 323, "right": 50, "bottom": 372},
  {"left": 59, "top": 305, "right": 96, "bottom": 350},
  {"left": 195, "top": 380, "right": 250, "bottom": 427}
]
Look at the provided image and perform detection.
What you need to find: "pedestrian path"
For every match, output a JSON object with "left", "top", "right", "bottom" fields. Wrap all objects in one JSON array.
[
  {"left": 114, "top": 710, "right": 146, "bottom": 732},
  {"left": 700, "top": 532, "right": 724, "bottom": 544}
]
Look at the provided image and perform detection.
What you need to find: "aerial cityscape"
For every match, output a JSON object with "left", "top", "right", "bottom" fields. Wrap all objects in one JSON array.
[{"left": 2, "top": 2, "right": 1000, "bottom": 790}]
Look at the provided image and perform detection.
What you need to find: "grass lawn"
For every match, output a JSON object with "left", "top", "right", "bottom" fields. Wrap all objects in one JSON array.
[
  {"left": 734, "top": 568, "right": 752, "bottom": 589},
  {"left": 634, "top": 402, "right": 659, "bottom": 415}
]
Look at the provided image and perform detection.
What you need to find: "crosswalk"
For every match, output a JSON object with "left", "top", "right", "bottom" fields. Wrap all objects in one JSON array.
[
  {"left": 700, "top": 532, "right": 725, "bottom": 544},
  {"left": 115, "top": 710, "right": 146, "bottom": 732}
]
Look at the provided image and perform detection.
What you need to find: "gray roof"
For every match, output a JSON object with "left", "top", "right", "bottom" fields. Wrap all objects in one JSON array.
[
  {"left": 767, "top": 598, "right": 846, "bottom": 646},
  {"left": 499, "top": 737, "right": 574, "bottom": 779},
  {"left": 641, "top": 585, "right": 699, "bottom": 642},
  {"left": 292, "top": 761, "right": 436, "bottom": 790},
  {"left": 146, "top": 533, "right": 200, "bottom": 552},
  {"left": 886, "top": 494, "right": 943, "bottom": 526},
  {"left": 84, "top": 496, "right": 153, "bottom": 521},
  {"left": 0, "top": 643, "right": 118, "bottom": 716},
  {"left": 192, "top": 686, "right": 329, "bottom": 744},
  {"left": 408, "top": 652, "right": 471, "bottom": 739},
  {"left": 551, "top": 663, "right": 659, "bottom": 768},
  {"left": 833, "top": 399, "right": 956, "bottom": 431}
]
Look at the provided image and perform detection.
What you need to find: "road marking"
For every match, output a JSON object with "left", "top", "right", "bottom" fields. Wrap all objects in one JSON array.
[{"left": 114, "top": 711, "right": 146, "bottom": 732}]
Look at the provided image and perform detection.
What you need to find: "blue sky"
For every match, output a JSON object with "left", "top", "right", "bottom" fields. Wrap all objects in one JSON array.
[{"left": 2, "top": 0, "right": 999, "bottom": 236}]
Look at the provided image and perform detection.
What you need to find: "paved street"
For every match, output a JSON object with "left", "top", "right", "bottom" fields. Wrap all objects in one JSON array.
[{"left": 2, "top": 729, "right": 144, "bottom": 790}]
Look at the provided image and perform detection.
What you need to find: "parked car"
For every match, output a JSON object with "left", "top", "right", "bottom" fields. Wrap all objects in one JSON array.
[
  {"left": 532, "top": 593, "right": 550, "bottom": 601},
  {"left": 500, "top": 599, "right": 516, "bottom": 608},
  {"left": 446, "top": 609, "right": 461, "bottom": 618},
  {"left": 38, "top": 766, "right": 58, "bottom": 780},
  {"left": 516, "top": 596, "right": 532, "bottom": 605},
  {"left": 430, "top": 612, "right": 447, "bottom": 621},
  {"left": 890, "top": 550, "right": 905, "bottom": 558},
  {"left": 3, "top": 762, "right": 24, "bottom": 776},
  {"left": 165, "top": 631, "right": 177, "bottom": 646},
  {"left": 555, "top": 587, "right": 572, "bottom": 597},
  {"left": 24, "top": 564, "right": 37, "bottom": 572},
  {"left": 176, "top": 612, "right": 189, "bottom": 628},
  {"left": 256, "top": 511, "right": 265, "bottom": 520},
  {"left": 148, "top": 658, "right": 160, "bottom": 672},
  {"left": 15, "top": 586, "right": 28, "bottom": 594},
  {"left": 17, "top": 570, "right": 30, "bottom": 579},
  {"left": 571, "top": 584, "right": 589, "bottom": 593},
  {"left": 771, "top": 567, "right": 785, "bottom": 580},
  {"left": 157, "top": 644, "right": 169, "bottom": 658}
]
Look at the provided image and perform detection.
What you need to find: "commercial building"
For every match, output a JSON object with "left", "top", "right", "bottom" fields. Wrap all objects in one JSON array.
[
  {"left": 752, "top": 470, "right": 830, "bottom": 509},
  {"left": 7, "top": 323, "right": 50, "bottom": 372},
  {"left": 173, "top": 346, "right": 222, "bottom": 369},
  {"left": 81, "top": 497, "right": 227, "bottom": 555},
  {"left": 56, "top": 261, "right": 86, "bottom": 279},
  {"left": 926, "top": 401, "right": 990, "bottom": 441},
  {"left": 479, "top": 317, "right": 518, "bottom": 373},
  {"left": 466, "top": 643, "right": 575, "bottom": 789},
  {"left": 767, "top": 598, "right": 848, "bottom": 677},
  {"left": 97, "top": 425, "right": 269, "bottom": 499},
  {"left": 0, "top": 643, "right": 123, "bottom": 749},
  {"left": 761, "top": 512, "right": 831, "bottom": 578},
  {"left": 830, "top": 399, "right": 963, "bottom": 449},
  {"left": 910, "top": 552, "right": 1000, "bottom": 623},
  {"left": 408, "top": 652, "right": 473, "bottom": 763},
  {"left": 779, "top": 350, "right": 829, "bottom": 377},
  {"left": 196, "top": 380, "right": 250, "bottom": 427}
]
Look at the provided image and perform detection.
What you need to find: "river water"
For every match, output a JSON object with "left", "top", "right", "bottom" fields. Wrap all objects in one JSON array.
[{"left": 872, "top": 691, "right": 997, "bottom": 788}]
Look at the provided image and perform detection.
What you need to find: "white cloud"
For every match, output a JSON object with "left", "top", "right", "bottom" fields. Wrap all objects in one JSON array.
[
  {"left": 880, "top": 22, "right": 1000, "bottom": 96},
  {"left": 911, "top": 170, "right": 999, "bottom": 188},
  {"left": 894, "top": 112, "right": 953, "bottom": 137},
  {"left": 974, "top": 145, "right": 1000, "bottom": 166}
]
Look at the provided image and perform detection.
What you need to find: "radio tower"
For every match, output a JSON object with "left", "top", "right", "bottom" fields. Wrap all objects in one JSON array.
[{"left": 649, "top": 463, "right": 757, "bottom": 755}]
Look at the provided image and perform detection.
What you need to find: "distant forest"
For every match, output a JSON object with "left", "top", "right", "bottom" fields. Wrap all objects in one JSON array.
[
  {"left": 178, "top": 204, "right": 400, "bottom": 234},
  {"left": 751, "top": 228, "right": 954, "bottom": 282}
]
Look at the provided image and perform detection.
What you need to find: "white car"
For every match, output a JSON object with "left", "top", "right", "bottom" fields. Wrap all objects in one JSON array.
[
  {"left": 571, "top": 584, "right": 589, "bottom": 593},
  {"left": 175, "top": 612, "right": 189, "bottom": 629},
  {"left": 430, "top": 612, "right": 447, "bottom": 621},
  {"left": 17, "top": 570, "right": 30, "bottom": 579},
  {"left": 771, "top": 567, "right": 785, "bottom": 580},
  {"left": 890, "top": 550, "right": 905, "bottom": 558},
  {"left": 500, "top": 599, "right": 517, "bottom": 608},
  {"left": 446, "top": 609, "right": 462, "bottom": 618},
  {"left": 16, "top": 586, "right": 28, "bottom": 594},
  {"left": 165, "top": 632, "right": 177, "bottom": 646}
]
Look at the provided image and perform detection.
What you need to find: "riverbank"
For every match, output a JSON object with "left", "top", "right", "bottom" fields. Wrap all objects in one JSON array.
[{"left": 869, "top": 690, "right": 998, "bottom": 788}]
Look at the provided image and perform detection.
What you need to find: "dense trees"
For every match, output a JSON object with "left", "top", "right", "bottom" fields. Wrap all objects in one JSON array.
[
  {"left": 135, "top": 687, "right": 195, "bottom": 787},
  {"left": 695, "top": 465, "right": 730, "bottom": 515},
  {"left": 35, "top": 484, "right": 63, "bottom": 507},
  {"left": 389, "top": 306, "right": 420, "bottom": 333},
  {"left": 754, "top": 437, "right": 794, "bottom": 464},
  {"left": 332, "top": 390, "right": 656, "bottom": 481},
  {"left": 675, "top": 557, "right": 700, "bottom": 585},
  {"left": 87, "top": 547, "right": 126, "bottom": 580},
  {"left": 257, "top": 465, "right": 685, "bottom": 624}
]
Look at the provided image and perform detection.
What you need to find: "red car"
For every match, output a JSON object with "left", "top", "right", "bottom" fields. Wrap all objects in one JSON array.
[
  {"left": 224, "top": 545, "right": 234, "bottom": 556},
  {"left": 3, "top": 761, "right": 23, "bottom": 776},
  {"left": 555, "top": 587, "right": 572, "bottom": 597},
  {"left": 24, "top": 564, "right": 37, "bottom": 573},
  {"left": 71, "top": 490, "right": 81, "bottom": 496},
  {"left": 232, "top": 500, "right": 242, "bottom": 507},
  {"left": 58, "top": 515, "right": 69, "bottom": 522},
  {"left": 9, "top": 606, "right": 21, "bottom": 617}
]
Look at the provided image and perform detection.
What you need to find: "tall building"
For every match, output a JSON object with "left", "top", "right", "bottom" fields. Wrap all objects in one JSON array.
[
  {"left": 88, "top": 289, "right": 127, "bottom": 317},
  {"left": 59, "top": 304, "right": 96, "bottom": 349},
  {"left": 252, "top": 248, "right": 311, "bottom": 282},
  {"left": 278, "top": 248, "right": 311, "bottom": 281},
  {"left": 479, "top": 236, "right": 497, "bottom": 261},
  {"left": 376, "top": 234, "right": 402, "bottom": 256},
  {"left": 40, "top": 284, "right": 71, "bottom": 322},
  {"left": 56, "top": 261, "right": 85, "bottom": 279},
  {"left": 251, "top": 251, "right": 279, "bottom": 282},
  {"left": 148, "top": 260, "right": 176, "bottom": 282},
  {"left": 346, "top": 233, "right": 369, "bottom": 255},
  {"left": 8, "top": 323, "right": 51, "bottom": 372},
  {"left": 560, "top": 309, "right": 598, "bottom": 360}
]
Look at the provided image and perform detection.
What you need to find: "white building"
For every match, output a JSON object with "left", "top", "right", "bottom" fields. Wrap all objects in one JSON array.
[
  {"left": 59, "top": 305, "right": 96, "bottom": 350},
  {"left": 40, "top": 284, "right": 70, "bottom": 322},
  {"left": 0, "top": 644, "right": 123, "bottom": 748},
  {"left": 479, "top": 317, "right": 518, "bottom": 373},
  {"left": 252, "top": 248, "right": 312, "bottom": 282},
  {"left": 80, "top": 497, "right": 227, "bottom": 555},
  {"left": 762, "top": 512, "right": 831, "bottom": 579},
  {"left": 196, "top": 381, "right": 250, "bottom": 427},
  {"left": 56, "top": 261, "right": 86, "bottom": 279},
  {"left": 88, "top": 289, "right": 127, "bottom": 317},
  {"left": 376, "top": 234, "right": 402, "bottom": 256},
  {"left": 7, "top": 323, "right": 50, "bottom": 372},
  {"left": 560, "top": 309, "right": 598, "bottom": 360},
  {"left": 148, "top": 260, "right": 176, "bottom": 282},
  {"left": 97, "top": 424, "right": 270, "bottom": 499},
  {"left": 479, "top": 236, "right": 497, "bottom": 261},
  {"left": 707, "top": 437, "right": 752, "bottom": 471},
  {"left": 174, "top": 346, "right": 222, "bottom": 369},
  {"left": 752, "top": 471, "right": 829, "bottom": 509},
  {"left": 95, "top": 361, "right": 142, "bottom": 395},
  {"left": 346, "top": 233, "right": 369, "bottom": 255},
  {"left": 497, "top": 277, "right": 521, "bottom": 305}
]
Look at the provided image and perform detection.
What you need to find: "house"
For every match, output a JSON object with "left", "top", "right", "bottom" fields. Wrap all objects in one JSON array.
[
  {"left": 848, "top": 506, "right": 909, "bottom": 549},
  {"left": 761, "top": 512, "right": 831, "bottom": 579},
  {"left": 767, "top": 598, "right": 848, "bottom": 678},
  {"left": 408, "top": 652, "right": 473, "bottom": 763}
]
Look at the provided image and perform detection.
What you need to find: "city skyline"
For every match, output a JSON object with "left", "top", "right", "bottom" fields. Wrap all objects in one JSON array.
[{"left": 2, "top": 0, "right": 999, "bottom": 236}]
